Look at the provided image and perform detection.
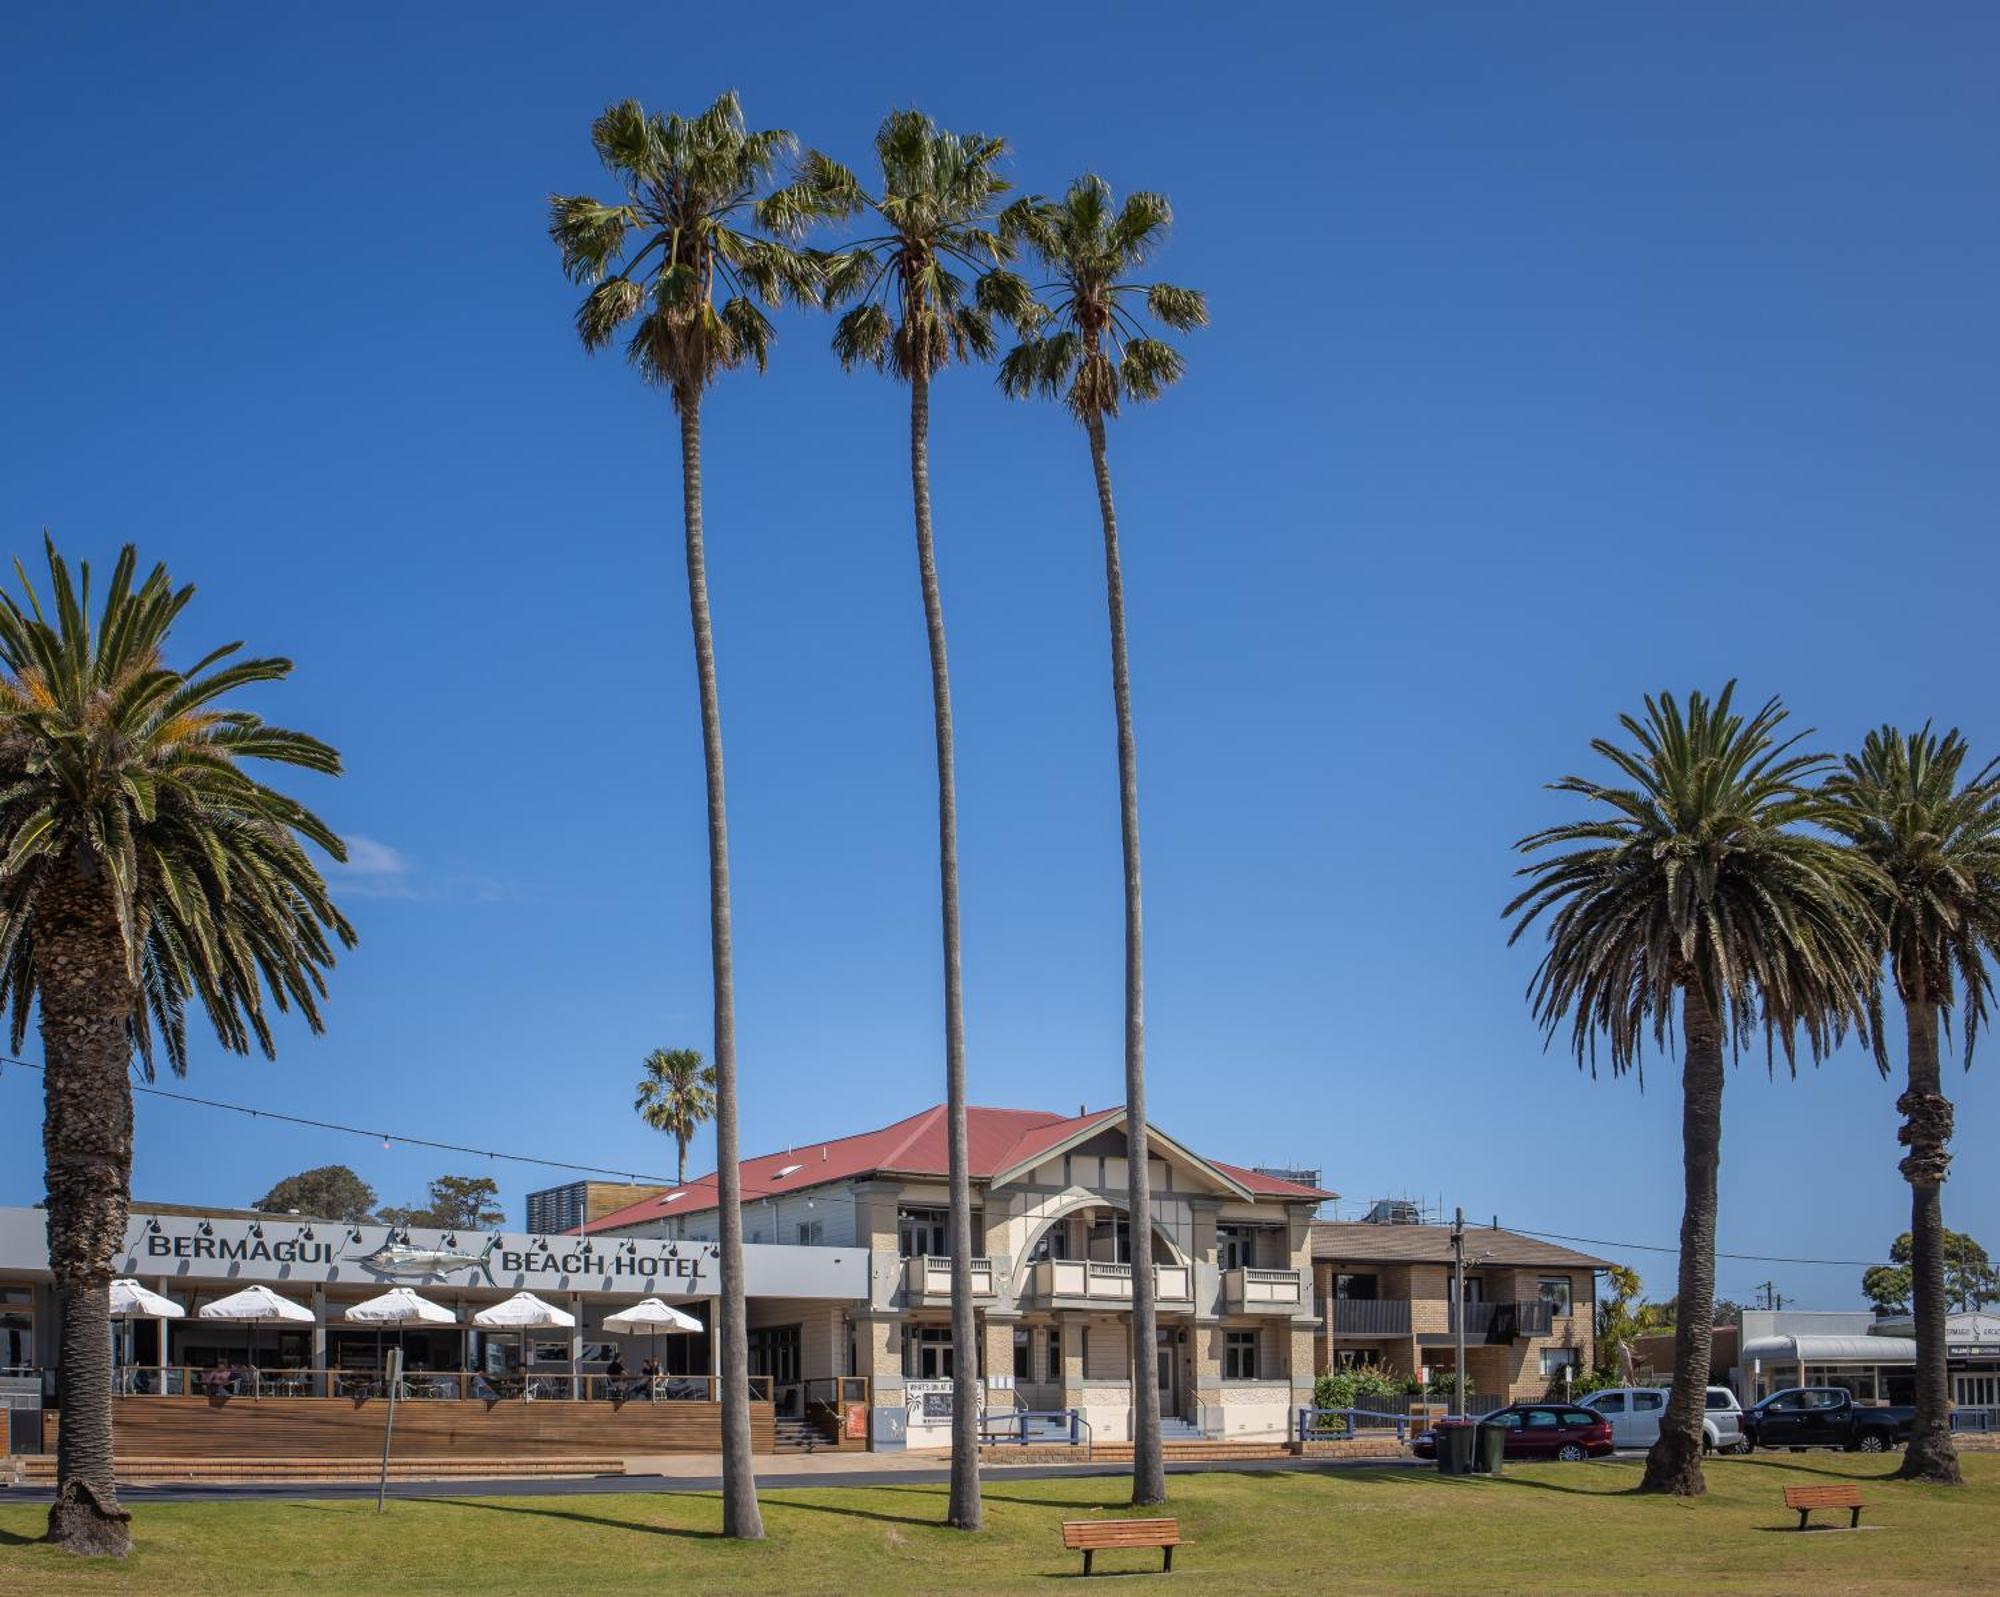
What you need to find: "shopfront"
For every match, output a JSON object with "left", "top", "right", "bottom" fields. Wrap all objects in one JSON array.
[{"left": 0, "top": 1203, "right": 867, "bottom": 1458}]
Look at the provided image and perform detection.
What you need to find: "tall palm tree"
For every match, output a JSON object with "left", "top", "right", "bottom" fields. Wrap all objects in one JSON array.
[
  {"left": 0, "top": 539, "right": 353, "bottom": 1556},
  {"left": 635, "top": 1046, "right": 718, "bottom": 1185},
  {"left": 766, "top": 110, "right": 1033, "bottom": 1532},
  {"left": 1505, "top": 685, "right": 1879, "bottom": 1497},
  {"left": 549, "top": 90, "right": 814, "bottom": 1542},
  {"left": 996, "top": 174, "right": 1205, "bottom": 1507},
  {"left": 1823, "top": 726, "right": 2000, "bottom": 1486}
]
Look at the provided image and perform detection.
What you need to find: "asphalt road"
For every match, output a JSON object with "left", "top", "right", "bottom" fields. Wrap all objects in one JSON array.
[{"left": 3, "top": 1453, "right": 1427, "bottom": 1505}]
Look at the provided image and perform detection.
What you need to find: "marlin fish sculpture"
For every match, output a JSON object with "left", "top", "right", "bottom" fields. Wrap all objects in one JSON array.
[{"left": 348, "top": 1239, "right": 497, "bottom": 1280}]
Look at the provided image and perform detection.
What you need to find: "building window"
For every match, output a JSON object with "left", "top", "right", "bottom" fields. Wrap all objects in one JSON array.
[
  {"left": 1459, "top": 1275, "right": 1486, "bottom": 1304},
  {"left": 904, "top": 1326, "right": 955, "bottom": 1380},
  {"left": 1224, "top": 1330, "right": 1259, "bottom": 1381},
  {"left": 1047, "top": 1328, "right": 1063, "bottom": 1382},
  {"left": 1334, "top": 1272, "right": 1379, "bottom": 1301},
  {"left": 1538, "top": 1277, "right": 1573, "bottom": 1316},
  {"left": 897, "top": 1207, "right": 947, "bottom": 1258},
  {"left": 0, "top": 1287, "right": 31, "bottom": 1371},
  {"left": 1217, "top": 1225, "right": 1258, "bottom": 1271},
  {"left": 796, "top": 1220, "right": 824, "bottom": 1246},
  {"left": 1086, "top": 1215, "right": 1131, "bottom": 1264},
  {"left": 1540, "top": 1347, "right": 1580, "bottom": 1379},
  {"left": 1014, "top": 1329, "right": 1031, "bottom": 1380},
  {"left": 1028, "top": 1222, "right": 1072, "bottom": 1264}
]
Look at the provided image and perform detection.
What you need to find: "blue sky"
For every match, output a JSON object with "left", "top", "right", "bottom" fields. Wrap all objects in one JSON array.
[{"left": 2, "top": 3, "right": 1995, "bottom": 1309}]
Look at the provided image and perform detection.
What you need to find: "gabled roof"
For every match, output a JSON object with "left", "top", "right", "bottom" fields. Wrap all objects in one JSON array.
[
  {"left": 1312, "top": 1221, "right": 1611, "bottom": 1270},
  {"left": 582, "top": 1104, "right": 1334, "bottom": 1234}
]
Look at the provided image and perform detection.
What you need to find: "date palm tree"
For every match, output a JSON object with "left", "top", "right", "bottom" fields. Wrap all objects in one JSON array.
[
  {"left": 997, "top": 174, "right": 1206, "bottom": 1507},
  {"left": 635, "top": 1046, "right": 717, "bottom": 1185},
  {"left": 1822, "top": 726, "right": 2000, "bottom": 1485},
  {"left": 0, "top": 539, "right": 353, "bottom": 1555},
  {"left": 549, "top": 90, "right": 814, "bottom": 1541},
  {"left": 1505, "top": 685, "right": 1879, "bottom": 1496},
  {"left": 765, "top": 109, "right": 1034, "bottom": 1532}
]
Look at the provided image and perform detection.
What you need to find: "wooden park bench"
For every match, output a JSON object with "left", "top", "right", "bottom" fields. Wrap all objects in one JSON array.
[
  {"left": 1783, "top": 1483, "right": 1870, "bottom": 1531},
  {"left": 1061, "top": 1517, "right": 1184, "bottom": 1575}
]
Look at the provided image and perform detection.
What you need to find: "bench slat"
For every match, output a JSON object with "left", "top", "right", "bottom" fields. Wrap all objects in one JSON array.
[{"left": 1783, "top": 1486, "right": 1865, "bottom": 1507}]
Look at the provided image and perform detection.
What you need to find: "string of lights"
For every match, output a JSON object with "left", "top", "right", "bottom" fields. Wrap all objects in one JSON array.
[
  {"left": 0, "top": 1053, "right": 1899, "bottom": 1268},
  {"left": 0, "top": 1054, "right": 672, "bottom": 1186}
]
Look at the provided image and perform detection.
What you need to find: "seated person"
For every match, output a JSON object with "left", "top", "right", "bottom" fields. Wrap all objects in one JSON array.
[
  {"left": 639, "top": 1356, "right": 661, "bottom": 1398},
  {"left": 605, "top": 1354, "right": 628, "bottom": 1399}
]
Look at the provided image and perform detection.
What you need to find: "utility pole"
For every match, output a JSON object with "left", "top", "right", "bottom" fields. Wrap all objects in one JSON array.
[
  {"left": 1756, "top": 1280, "right": 1785, "bottom": 1312},
  {"left": 1452, "top": 1207, "right": 1466, "bottom": 1420}
]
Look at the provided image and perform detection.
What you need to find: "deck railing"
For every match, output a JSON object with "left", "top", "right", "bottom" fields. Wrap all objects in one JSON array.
[
  {"left": 1223, "top": 1267, "right": 1306, "bottom": 1309},
  {"left": 1448, "top": 1300, "right": 1554, "bottom": 1340},
  {"left": 108, "top": 1367, "right": 771, "bottom": 1403},
  {"left": 904, "top": 1255, "right": 996, "bottom": 1298},
  {"left": 1029, "top": 1259, "right": 1193, "bottom": 1303},
  {"left": 1327, "top": 1298, "right": 1413, "bottom": 1336}
]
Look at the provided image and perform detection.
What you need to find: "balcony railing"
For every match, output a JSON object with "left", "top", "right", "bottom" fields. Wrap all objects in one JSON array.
[
  {"left": 1029, "top": 1258, "right": 1193, "bottom": 1304},
  {"left": 1328, "top": 1298, "right": 1413, "bottom": 1336},
  {"left": 1448, "top": 1300, "right": 1554, "bottom": 1341},
  {"left": 904, "top": 1255, "right": 996, "bottom": 1298},
  {"left": 1223, "top": 1267, "right": 1306, "bottom": 1311}
]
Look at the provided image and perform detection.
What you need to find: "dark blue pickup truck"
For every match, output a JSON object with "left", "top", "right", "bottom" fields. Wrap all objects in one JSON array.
[{"left": 1741, "top": 1387, "right": 1915, "bottom": 1454}]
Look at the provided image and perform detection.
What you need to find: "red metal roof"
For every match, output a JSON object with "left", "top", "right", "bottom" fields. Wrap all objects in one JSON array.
[{"left": 580, "top": 1104, "right": 1332, "bottom": 1233}]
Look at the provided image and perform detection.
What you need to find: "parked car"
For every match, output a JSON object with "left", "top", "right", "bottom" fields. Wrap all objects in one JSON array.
[
  {"left": 1741, "top": 1387, "right": 1915, "bottom": 1454},
  {"left": 1577, "top": 1386, "right": 1745, "bottom": 1453},
  {"left": 1410, "top": 1404, "right": 1614, "bottom": 1463}
]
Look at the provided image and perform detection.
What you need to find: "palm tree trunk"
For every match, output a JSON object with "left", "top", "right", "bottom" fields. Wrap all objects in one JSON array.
[
  {"left": 1897, "top": 985, "right": 1962, "bottom": 1483},
  {"left": 1640, "top": 980, "right": 1722, "bottom": 1497},
  {"left": 675, "top": 386, "right": 763, "bottom": 1540},
  {"left": 908, "top": 367, "right": 982, "bottom": 1532},
  {"left": 676, "top": 1134, "right": 688, "bottom": 1189},
  {"left": 38, "top": 864, "right": 136, "bottom": 1557},
  {"left": 1088, "top": 416, "right": 1164, "bottom": 1506}
]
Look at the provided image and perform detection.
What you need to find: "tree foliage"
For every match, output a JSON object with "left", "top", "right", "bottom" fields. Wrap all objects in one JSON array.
[
  {"left": 635, "top": 1047, "right": 716, "bottom": 1183},
  {"left": 768, "top": 108, "right": 1038, "bottom": 382},
  {"left": 997, "top": 174, "right": 1206, "bottom": 425},
  {"left": 1822, "top": 725, "right": 2000, "bottom": 1064},
  {"left": 0, "top": 538, "right": 355, "bottom": 1073},
  {"left": 548, "top": 91, "right": 816, "bottom": 407},
  {"left": 1863, "top": 1230, "right": 1998, "bottom": 1314},
  {"left": 252, "top": 1165, "right": 376, "bottom": 1222},
  {"left": 379, "top": 1174, "right": 504, "bottom": 1232},
  {"left": 1506, "top": 684, "right": 1882, "bottom": 1080}
]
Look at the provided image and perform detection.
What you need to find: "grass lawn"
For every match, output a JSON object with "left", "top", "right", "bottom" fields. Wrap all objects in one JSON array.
[{"left": 3, "top": 1453, "right": 1997, "bottom": 1596}]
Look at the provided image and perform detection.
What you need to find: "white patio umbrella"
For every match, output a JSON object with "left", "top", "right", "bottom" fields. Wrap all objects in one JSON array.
[
  {"left": 108, "top": 1279, "right": 183, "bottom": 1391},
  {"left": 472, "top": 1292, "right": 574, "bottom": 1395},
  {"left": 344, "top": 1288, "right": 457, "bottom": 1380},
  {"left": 602, "top": 1297, "right": 702, "bottom": 1382},
  {"left": 199, "top": 1283, "right": 313, "bottom": 1383}
]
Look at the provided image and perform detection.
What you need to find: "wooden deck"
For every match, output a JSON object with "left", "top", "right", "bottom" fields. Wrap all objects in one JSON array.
[{"left": 42, "top": 1395, "right": 775, "bottom": 1459}]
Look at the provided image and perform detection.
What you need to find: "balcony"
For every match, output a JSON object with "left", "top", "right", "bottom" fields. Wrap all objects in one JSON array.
[
  {"left": 902, "top": 1255, "right": 995, "bottom": 1302},
  {"left": 1223, "top": 1267, "right": 1307, "bottom": 1313},
  {"left": 1328, "top": 1298, "right": 1413, "bottom": 1337},
  {"left": 1029, "top": 1258, "right": 1193, "bottom": 1306},
  {"left": 1448, "top": 1300, "right": 1554, "bottom": 1342}
]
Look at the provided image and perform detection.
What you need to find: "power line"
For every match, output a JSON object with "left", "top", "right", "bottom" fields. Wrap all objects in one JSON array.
[
  {"left": 0, "top": 1054, "right": 672, "bottom": 1186},
  {"left": 1501, "top": 1221, "right": 1892, "bottom": 1270},
  {"left": 0, "top": 1055, "right": 1909, "bottom": 1268}
]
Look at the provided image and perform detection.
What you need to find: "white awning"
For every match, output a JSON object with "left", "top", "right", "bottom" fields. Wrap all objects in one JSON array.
[
  {"left": 108, "top": 1279, "right": 183, "bottom": 1319},
  {"left": 343, "top": 1288, "right": 457, "bottom": 1327},
  {"left": 602, "top": 1298, "right": 702, "bottom": 1335},
  {"left": 198, "top": 1285, "right": 313, "bottom": 1323},
  {"left": 1741, "top": 1334, "right": 1917, "bottom": 1365},
  {"left": 472, "top": 1292, "right": 575, "bottom": 1329}
]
